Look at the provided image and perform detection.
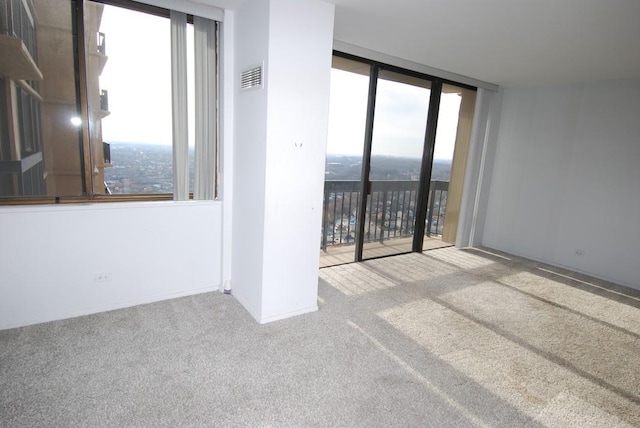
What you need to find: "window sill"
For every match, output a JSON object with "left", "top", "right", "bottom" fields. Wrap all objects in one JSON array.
[{"left": 0, "top": 198, "right": 221, "bottom": 212}]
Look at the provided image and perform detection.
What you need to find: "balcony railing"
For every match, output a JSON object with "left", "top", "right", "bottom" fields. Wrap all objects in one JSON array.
[
  {"left": 1, "top": 0, "right": 38, "bottom": 62},
  {"left": 0, "top": 1, "right": 5, "bottom": 35},
  {"left": 97, "top": 31, "right": 106, "bottom": 55},
  {"left": 321, "top": 180, "right": 449, "bottom": 251},
  {"left": 103, "top": 141, "right": 111, "bottom": 165},
  {"left": 100, "top": 89, "right": 109, "bottom": 111}
]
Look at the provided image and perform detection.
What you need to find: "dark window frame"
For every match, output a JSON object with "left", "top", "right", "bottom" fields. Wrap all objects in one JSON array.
[
  {"left": 331, "top": 51, "right": 477, "bottom": 261},
  {"left": 0, "top": 0, "right": 212, "bottom": 204}
]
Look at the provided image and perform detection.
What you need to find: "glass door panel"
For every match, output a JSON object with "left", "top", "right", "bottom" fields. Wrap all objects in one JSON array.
[
  {"left": 423, "top": 83, "right": 476, "bottom": 249},
  {"left": 362, "top": 70, "right": 432, "bottom": 260},
  {"left": 320, "top": 56, "right": 370, "bottom": 267},
  {"left": 321, "top": 54, "right": 477, "bottom": 266}
]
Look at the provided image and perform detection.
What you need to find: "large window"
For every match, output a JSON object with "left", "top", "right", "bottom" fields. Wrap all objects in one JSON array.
[
  {"left": 0, "top": 0, "right": 219, "bottom": 202},
  {"left": 320, "top": 52, "right": 477, "bottom": 266}
]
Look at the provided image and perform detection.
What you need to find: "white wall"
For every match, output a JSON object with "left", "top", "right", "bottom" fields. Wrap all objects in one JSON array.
[
  {"left": 261, "top": 0, "right": 334, "bottom": 322},
  {"left": 1, "top": 0, "right": 335, "bottom": 329},
  {"left": 0, "top": 0, "right": 231, "bottom": 330},
  {"left": 219, "top": 10, "right": 235, "bottom": 293},
  {"left": 0, "top": 202, "right": 222, "bottom": 329},
  {"left": 231, "top": 0, "right": 334, "bottom": 323},
  {"left": 230, "top": 0, "right": 270, "bottom": 321},
  {"left": 481, "top": 79, "right": 640, "bottom": 289},
  {"left": 456, "top": 88, "right": 498, "bottom": 248}
]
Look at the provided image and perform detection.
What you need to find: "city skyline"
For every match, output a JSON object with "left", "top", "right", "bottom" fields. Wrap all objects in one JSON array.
[{"left": 327, "top": 68, "right": 462, "bottom": 161}]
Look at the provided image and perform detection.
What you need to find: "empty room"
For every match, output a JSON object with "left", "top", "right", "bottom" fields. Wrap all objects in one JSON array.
[{"left": 1, "top": 0, "right": 639, "bottom": 426}]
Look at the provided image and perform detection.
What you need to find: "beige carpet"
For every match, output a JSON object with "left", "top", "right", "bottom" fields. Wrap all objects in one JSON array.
[
  {"left": 320, "top": 247, "right": 640, "bottom": 427},
  {"left": 1, "top": 247, "right": 639, "bottom": 427}
]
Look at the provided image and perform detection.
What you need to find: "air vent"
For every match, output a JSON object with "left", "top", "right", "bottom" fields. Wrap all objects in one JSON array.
[{"left": 241, "top": 65, "right": 263, "bottom": 90}]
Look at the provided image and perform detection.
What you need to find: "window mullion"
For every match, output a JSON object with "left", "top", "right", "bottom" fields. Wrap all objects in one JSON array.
[
  {"left": 193, "top": 16, "right": 216, "bottom": 200},
  {"left": 170, "top": 10, "right": 189, "bottom": 201},
  {"left": 75, "top": 0, "right": 94, "bottom": 199}
]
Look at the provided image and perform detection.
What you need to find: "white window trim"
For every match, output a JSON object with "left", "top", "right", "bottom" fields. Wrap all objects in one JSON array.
[{"left": 133, "top": 0, "right": 224, "bottom": 22}]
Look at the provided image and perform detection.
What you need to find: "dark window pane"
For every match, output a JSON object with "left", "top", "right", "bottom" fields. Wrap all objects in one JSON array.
[{"left": 0, "top": 0, "right": 84, "bottom": 197}]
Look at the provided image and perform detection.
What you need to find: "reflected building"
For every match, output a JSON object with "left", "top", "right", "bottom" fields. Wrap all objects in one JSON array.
[{"left": 0, "top": 0, "right": 109, "bottom": 197}]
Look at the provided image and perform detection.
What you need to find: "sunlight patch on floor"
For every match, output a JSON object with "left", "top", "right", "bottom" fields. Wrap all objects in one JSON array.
[
  {"left": 363, "top": 252, "right": 458, "bottom": 284},
  {"left": 499, "top": 271, "right": 640, "bottom": 336},
  {"left": 378, "top": 285, "right": 640, "bottom": 426},
  {"left": 319, "top": 263, "right": 396, "bottom": 295},
  {"left": 534, "top": 391, "right": 635, "bottom": 428},
  {"left": 425, "top": 247, "right": 496, "bottom": 269},
  {"left": 537, "top": 268, "right": 640, "bottom": 303},
  {"left": 347, "top": 319, "right": 492, "bottom": 428},
  {"left": 378, "top": 295, "right": 560, "bottom": 417}
]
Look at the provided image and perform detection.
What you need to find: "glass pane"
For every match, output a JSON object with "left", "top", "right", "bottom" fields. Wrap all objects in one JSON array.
[
  {"left": 0, "top": 0, "right": 83, "bottom": 197},
  {"left": 325, "top": 56, "right": 370, "bottom": 179},
  {"left": 362, "top": 69, "right": 431, "bottom": 260},
  {"left": 88, "top": 2, "right": 194, "bottom": 195},
  {"left": 424, "top": 83, "right": 476, "bottom": 249},
  {"left": 320, "top": 56, "right": 370, "bottom": 267}
]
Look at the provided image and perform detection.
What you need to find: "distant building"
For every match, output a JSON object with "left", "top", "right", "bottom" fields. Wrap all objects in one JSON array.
[{"left": 0, "top": 0, "right": 109, "bottom": 197}]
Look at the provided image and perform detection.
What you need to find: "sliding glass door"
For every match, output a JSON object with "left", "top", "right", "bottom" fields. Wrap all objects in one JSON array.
[
  {"left": 361, "top": 70, "right": 432, "bottom": 260},
  {"left": 320, "top": 56, "right": 370, "bottom": 266},
  {"left": 423, "top": 84, "right": 477, "bottom": 249},
  {"left": 320, "top": 53, "right": 476, "bottom": 267}
]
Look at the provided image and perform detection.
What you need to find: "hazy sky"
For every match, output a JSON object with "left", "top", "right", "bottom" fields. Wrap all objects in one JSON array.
[
  {"left": 327, "top": 68, "right": 461, "bottom": 160},
  {"left": 99, "top": 5, "right": 195, "bottom": 146},
  {"left": 99, "top": 4, "right": 460, "bottom": 158}
]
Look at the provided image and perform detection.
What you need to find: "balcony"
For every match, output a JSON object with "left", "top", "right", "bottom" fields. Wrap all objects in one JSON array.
[
  {"left": 102, "top": 142, "right": 111, "bottom": 166},
  {"left": 97, "top": 32, "right": 106, "bottom": 55},
  {"left": 0, "top": 0, "right": 42, "bottom": 81},
  {"left": 320, "top": 180, "right": 451, "bottom": 267},
  {"left": 0, "top": 152, "right": 45, "bottom": 196},
  {"left": 93, "top": 31, "right": 108, "bottom": 75},
  {"left": 100, "top": 89, "right": 109, "bottom": 111},
  {"left": 1, "top": 0, "right": 37, "bottom": 58}
]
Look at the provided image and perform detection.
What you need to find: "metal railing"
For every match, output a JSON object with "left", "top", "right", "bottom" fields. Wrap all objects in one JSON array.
[
  {"left": 97, "top": 31, "right": 106, "bottom": 55},
  {"left": 0, "top": 1, "right": 5, "bottom": 35},
  {"left": 103, "top": 141, "right": 111, "bottom": 164},
  {"left": 321, "top": 180, "right": 449, "bottom": 251},
  {"left": 1, "top": 0, "right": 38, "bottom": 63},
  {"left": 100, "top": 89, "right": 109, "bottom": 111}
]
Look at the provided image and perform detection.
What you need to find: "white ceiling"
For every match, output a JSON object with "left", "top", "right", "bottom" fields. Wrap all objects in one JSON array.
[
  {"left": 211, "top": 0, "right": 640, "bottom": 87},
  {"left": 327, "top": 0, "right": 640, "bottom": 87}
]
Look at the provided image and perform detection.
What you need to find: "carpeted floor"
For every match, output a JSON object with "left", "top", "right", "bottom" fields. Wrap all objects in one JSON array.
[{"left": 1, "top": 247, "right": 639, "bottom": 427}]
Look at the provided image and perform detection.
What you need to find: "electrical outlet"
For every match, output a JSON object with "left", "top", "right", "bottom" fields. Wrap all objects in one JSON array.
[
  {"left": 575, "top": 249, "right": 585, "bottom": 257},
  {"left": 94, "top": 272, "right": 112, "bottom": 282}
]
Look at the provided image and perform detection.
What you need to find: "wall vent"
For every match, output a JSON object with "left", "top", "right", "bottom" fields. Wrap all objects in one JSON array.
[{"left": 241, "top": 65, "right": 263, "bottom": 90}]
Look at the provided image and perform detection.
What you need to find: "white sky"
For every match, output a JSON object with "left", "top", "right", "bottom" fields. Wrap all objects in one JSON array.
[
  {"left": 327, "top": 69, "right": 461, "bottom": 160},
  {"left": 99, "top": 5, "right": 194, "bottom": 146},
  {"left": 99, "top": 5, "right": 461, "bottom": 157}
]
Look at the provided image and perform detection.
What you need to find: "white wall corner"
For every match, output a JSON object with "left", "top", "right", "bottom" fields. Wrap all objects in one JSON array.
[
  {"left": 258, "top": 304, "right": 318, "bottom": 324},
  {"left": 229, "top": 0, "right": 269, "bottom": 318},
  {"left": 471, "top": 88, "right": 504, "bottom": 247},
  {"left": 220, "top": 9, "right": 235, "bottom": 292},
  {"left": 258, "top": 0, "right": 334, "bottom": 322},
  {"left": 456, "top": 87, "right": 502, "bottom": 248},
  {"left": 480, "top": 80, "right": 640, "bottom": 290}
]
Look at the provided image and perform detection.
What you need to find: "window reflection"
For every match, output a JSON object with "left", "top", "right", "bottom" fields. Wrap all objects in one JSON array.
[{"left": 0, "top": 0, "right": 83, "bottom": 197}]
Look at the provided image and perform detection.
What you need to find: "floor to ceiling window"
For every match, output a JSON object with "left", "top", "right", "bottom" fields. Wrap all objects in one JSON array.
[{"left": 320, "top": 52, "right": 477, "bottom": 267}]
